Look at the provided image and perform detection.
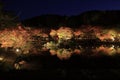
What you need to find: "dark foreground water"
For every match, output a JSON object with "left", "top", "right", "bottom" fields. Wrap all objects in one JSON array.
[
  {"left": 1, "top": 69, "right": 120, "bottom": 80},
  {"left": 1, "top": 44, "right": 120, "bottom": 79},
  {"left": 1, "top": 55, "right": 120, "bottom": 80}
]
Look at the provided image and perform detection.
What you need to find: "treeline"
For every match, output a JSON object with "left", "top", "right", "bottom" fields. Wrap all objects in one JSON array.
[
  {"left": 0, "top": 1, "right": 19, "bottom": 30},
  {"left": 22, "top": 10, "right": 120, "bottom": 28}
]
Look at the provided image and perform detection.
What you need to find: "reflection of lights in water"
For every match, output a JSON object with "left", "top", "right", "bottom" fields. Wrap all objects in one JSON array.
[
  {"left": 74, "top": 49, "right": 81, "bottom": 54},
  {"left": 14, "top": 60, "right": 26, "bottom": 70},
  {"left": 108, "top": 46, "right": 116, "bottom": 55},
  {"left": 116, "top": 48, "right": 120, "bottom": 53},
  {"left": 110, "top": 45, "right": 114, "bottom": 49},
  {"left": 49, "top": 49, "right": 56, "bottom": 55},
  {"left": 14, "top": 63, "right": 21, "bottom": 70},
  {"left": 96, "top": 45, "right": 116, "bottom": 56},
  {"left": 19, "top": 60, "right": 26, "bottom": 65}
]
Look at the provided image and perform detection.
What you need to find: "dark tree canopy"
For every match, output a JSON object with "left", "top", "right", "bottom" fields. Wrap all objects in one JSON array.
[{"left": 0, "top": 1, "right": 19, "bottom": 29}]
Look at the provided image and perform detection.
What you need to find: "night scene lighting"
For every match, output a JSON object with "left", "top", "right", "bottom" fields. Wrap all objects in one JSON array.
[{"left": 1, "top": 0, "right": 120, "bottom": 80}]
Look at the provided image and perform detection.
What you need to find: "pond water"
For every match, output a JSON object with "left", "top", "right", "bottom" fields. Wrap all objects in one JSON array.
[{"left": 0, "top": 44, "right": 120, "bottom": 71}]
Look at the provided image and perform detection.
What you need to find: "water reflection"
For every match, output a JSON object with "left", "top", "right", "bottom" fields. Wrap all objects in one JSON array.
[
  {"left": 44, "top": 44, "right": 120, "bottom": 59},
  {"left": 8, "top": 44, "right": 120, "bottom": 70},
  {"left": 0, "top": 44, "right": 120, "bottom": 70}
]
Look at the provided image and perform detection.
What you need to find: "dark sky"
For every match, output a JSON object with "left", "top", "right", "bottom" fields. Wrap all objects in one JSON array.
[{"left": 3, "top": 0, "right": 120, "bottom": 20}]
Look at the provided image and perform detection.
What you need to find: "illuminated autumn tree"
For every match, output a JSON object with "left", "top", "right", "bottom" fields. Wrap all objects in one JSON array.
[
  {"left": 74, "top": 29, "right": 84, "bottom": 40},
  {"left": 57, "top": 27, "right": 73, "bottom": 40},
  {"left": 50, "top": 29, "right": 58, "bottom": 41},
  {"left": 0, "top": 26, "right": 31, "bottom": 53}
]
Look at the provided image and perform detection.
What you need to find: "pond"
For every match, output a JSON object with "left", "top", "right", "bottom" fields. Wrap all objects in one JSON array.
[{"left": 0, "top": 44, "right": 120, "bottom": 71}]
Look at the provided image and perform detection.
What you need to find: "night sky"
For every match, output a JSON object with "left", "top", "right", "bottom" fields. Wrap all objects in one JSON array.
[{"left": 2, "top": 0, "right": 120, "bottom": 20}]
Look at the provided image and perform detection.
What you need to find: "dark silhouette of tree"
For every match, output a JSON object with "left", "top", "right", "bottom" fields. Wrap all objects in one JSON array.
[
  {"left": 0, "top": 1, "right": 19, "bottom": 29},
  {"left": 22, "top": 14, "right": 66, "bottom": 28}
]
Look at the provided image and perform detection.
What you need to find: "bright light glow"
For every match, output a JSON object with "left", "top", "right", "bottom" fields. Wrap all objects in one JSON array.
[
  {"left": 0, "top": 57, "right": 3, "bottom": 61},
  {"left": 16, "top": 48, "right": 20, "bottom": 52}
]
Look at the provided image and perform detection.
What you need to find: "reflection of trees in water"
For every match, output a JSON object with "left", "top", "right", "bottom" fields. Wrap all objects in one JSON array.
[
  {"left": 82, "top": 44, "right": 120, "bottom": 56},
  {"left": 1, "top": 41, "right": 120, "bottom": 71},
  {"left": 0, "top": 48, "right": 17, "bottom": 71},
  {"left": 45, "top": 39, "right": 120, "bottom": 58},
  {"left": 81, "top": 46, "right": 96, "bottom": 56},
  {"left": 0, "top": 47, "right": 44, "bottom": 71}
]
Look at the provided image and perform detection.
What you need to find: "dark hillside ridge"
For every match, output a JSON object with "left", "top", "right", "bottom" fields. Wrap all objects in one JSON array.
[{"left": 22, "top": 10, "right": 120, "bottom": 28}]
